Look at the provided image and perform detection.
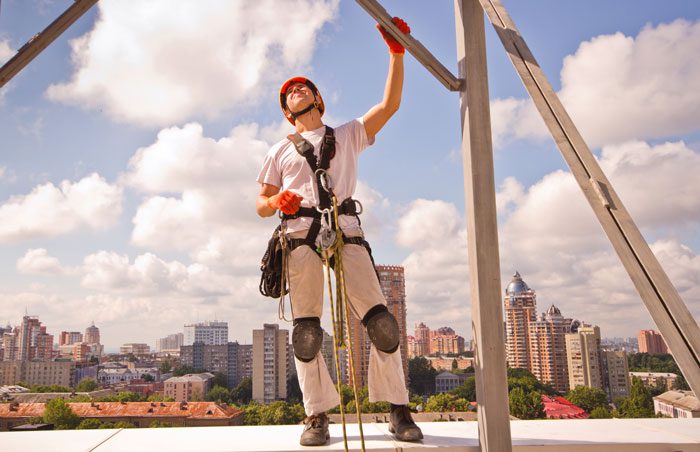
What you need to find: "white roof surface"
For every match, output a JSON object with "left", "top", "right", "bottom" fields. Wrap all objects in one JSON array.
[{"left": 0, "top": 419, "right": 698, "bottom": 452}]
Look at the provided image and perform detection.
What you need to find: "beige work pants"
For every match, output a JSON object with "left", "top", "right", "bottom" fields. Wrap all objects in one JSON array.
[{"left": 287, "top": 229, "right": 409, "bottom": 416}]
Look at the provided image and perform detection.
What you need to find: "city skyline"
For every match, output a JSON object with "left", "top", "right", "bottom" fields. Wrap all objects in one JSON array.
[{"left": 1, "top": 1, "right": 698, "bottom": 347}]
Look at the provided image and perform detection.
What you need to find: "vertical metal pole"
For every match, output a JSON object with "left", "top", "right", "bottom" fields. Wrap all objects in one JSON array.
[{"left": 455, "top": 1, "right": 512, "bottom": 451}]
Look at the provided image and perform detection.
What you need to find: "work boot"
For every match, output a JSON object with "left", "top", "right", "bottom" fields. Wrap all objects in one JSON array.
[
  {"left": 299, "top": 412, "right": 330, "bottom": 446},
  {"left": 389, "top": 405, "right": 423, "bottom": 442}
]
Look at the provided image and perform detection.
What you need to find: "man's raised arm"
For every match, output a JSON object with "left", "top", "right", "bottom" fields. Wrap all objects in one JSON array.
[{"left": 363, "top": 17, "right": 410, "bottom": 143}]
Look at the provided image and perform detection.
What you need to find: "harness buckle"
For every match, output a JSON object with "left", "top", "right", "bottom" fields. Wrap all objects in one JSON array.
[
  {"left": 318, "top": 208, "right": 336, "bottom": 251},
  {"left": 315, "top": 168, "right": 332, "bottom": 193},
  {"left": 353, "top": 199, "right": 363, "bottom": 215}
]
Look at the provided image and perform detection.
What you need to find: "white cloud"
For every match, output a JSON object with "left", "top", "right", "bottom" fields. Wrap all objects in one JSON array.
[
  {"left": 0, "top": 39, "right": 14, "bottom": 65},
  {"left": 396, "top": 199, "right": 471, "bottom": 335},
  {"left": 395, "top": 140, "right": 700, "bottom": 338},
  {"left": 81, "top": 251, "right": 230, "bottom": 297},
  {"left": 0, "top": 39, "right": 16, "bottom": 102},
  {"left": 0, "top": 173, "right": 123, "bottom": 242},
  {"left": 491, "top": 19, "right": 700, "bottom": 148},
  {"left": 16, "top": 249, "right": 65, "bottom": 275},
  {"left": 125, "top": 122, "right": 270, "bottom": 268},
  {"left": 46, "top": 0, "right": 339, "bottom": 126}
]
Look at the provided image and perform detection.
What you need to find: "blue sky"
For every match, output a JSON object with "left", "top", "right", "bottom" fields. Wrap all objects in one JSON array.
[{"left": 1, "top": 0, "right": 699, "bottom": 350}]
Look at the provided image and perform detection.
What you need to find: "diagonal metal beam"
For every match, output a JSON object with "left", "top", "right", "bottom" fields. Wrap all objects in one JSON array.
[
  {"left": 479, "top": 0, "right": 700, "bottom": 396},
  {"left": 0, "top": 0, "right": 99, "bottom": 88},
  {"left": 355, "top": 0, "right": 463, "bottom": 91}
]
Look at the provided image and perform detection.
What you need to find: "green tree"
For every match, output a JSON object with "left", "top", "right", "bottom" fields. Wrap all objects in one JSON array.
[
  {"left": 99, "top": 421, "right": 116, "bottom": 429},
  {"left": 451, "top": 359, "right": 458, "bottom": 371},
  {"left": 566, "top": 386, "right": 609, "bottom": 413},
  {"left": 617, "top": 377, "right": 655, "bottom": 418},
  {"left": 508, "top": 387, "right": 544, "bottom": 419},
  {"left": 77, "top": 418, "right": 103, "bottom": 429},
  {"left": 425, "top": 393, "right": 469, "bottom": 412},
  {"left": 231, "top": 377, "right": 252, "bottom": 405},
  {"left": 44, "top": 398, "right": 80, "bottom": 429},
  {"left": 211, "top": 372, "right": 228, "bottom": 388},
  {"left": 141, "top": 373, "right": 155, "bottom": 382},
  {"left": 673, "top": 374, "right": 690, "bottom": 391},
  {"left": 243, "top": 401, "right": 306, "bottom": 425},
  {"left": 147, "top": 393, "right": 175, "bottom": 402},
  {"left": 206, "top": 385, "right": 231, "bottom": 403},
  {"left": 114, "top": 421, "right": 136, "bottom": 428},
  {"left": 173, "top": 365, "right": 206, "bottom": 376},
  {"left": 408, "top": 357, "right": 438, "bottom": 396},
  {"left": 589, "top": 406, "right": 612, "bottom": 419},
  {"left": 450, "top": 376, "right": 476, "bottom": 402},
  {"left": 159, "top": 359, "right": 174, "bottom": 374},
  {"left": 75, "top": 378, "right": 98, "bottom": 392},
  {"left": 149, "top": 420, "right": 174, "bottom": 428}
]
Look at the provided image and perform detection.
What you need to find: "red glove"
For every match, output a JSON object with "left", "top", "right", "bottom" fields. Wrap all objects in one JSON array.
[
  {"left": 267, "top": 190, "right": 302, "bottom": 215},
  {"left": 377, "top": 17, "right": 410, "bottom": 55}
]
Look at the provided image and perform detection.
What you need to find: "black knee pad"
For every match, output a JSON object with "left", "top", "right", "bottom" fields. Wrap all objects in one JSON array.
[
  {"left": 362, "top": 305, "right": 400, "bottom": 353},
  {"left": 292, "top": 317, "right": 323, "bottom": 362}
]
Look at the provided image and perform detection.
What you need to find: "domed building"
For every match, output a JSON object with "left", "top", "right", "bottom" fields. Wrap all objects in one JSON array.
[
  {"left": 503, "top": 272, "right": 572, "bottom": 392},
  {"left": 503, "top": 272, "right": 537, "bottom": 370}
]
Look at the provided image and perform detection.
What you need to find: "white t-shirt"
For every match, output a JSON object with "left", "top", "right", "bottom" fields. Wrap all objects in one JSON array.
[{"left": 257, "top": 118, "right": 373, "bottom": 233}]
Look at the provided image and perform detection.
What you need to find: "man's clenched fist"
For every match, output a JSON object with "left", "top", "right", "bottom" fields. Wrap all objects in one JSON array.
[{"left": 267, "top": 190, "right": 302, "bottom": 215}]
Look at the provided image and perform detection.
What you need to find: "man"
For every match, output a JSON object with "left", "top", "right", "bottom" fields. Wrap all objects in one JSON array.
[{"left": 256, "top": 18, "right": 422, "bottom": 446}]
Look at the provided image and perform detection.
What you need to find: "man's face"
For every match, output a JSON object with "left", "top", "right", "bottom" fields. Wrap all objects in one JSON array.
[{"left": 285, "top": 82, "right": 313, "bottom": 113}]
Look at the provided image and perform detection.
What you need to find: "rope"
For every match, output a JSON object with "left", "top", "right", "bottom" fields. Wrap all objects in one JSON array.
[{"left": 322, "top": 194, "right": 366, "bottom": 452}]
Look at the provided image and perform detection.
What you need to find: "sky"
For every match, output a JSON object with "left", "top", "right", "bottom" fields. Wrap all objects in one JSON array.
[{"left": 1, "top": 0, "right": 699, "bottom": 351}]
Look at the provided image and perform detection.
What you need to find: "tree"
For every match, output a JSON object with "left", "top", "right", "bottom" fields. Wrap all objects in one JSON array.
[
  {"left": 566, "top": 386, "right": 609, "bottom": 413},
  {"left": 408, "top": 357, "right": 438, "bottom": 396},
  {"left": 231, "top": 377, "right": 252, "bottom": 405},
  {"left": 77, "top": 418, "right": 103, "bottom": 429},
  {"left": 673, "top": 374, "right": 690, "bottom": 391},
  {"left": 206, "top": 385, "right": 231, "bottom": 403},
  {"left": 617, "top": 377, "right": 654, "bottom": 418},
  {"left": 509, "top": 387, "right": 544, "bottom": 419},
  {"left": 147, "top": 393, "right": 175, "bottom": 402},
  {"left": 113, "top": 421, "right": 136, "bottom": 428},
  {"left": 75, "top": 378, "right": 98, "bottom": 392},
  {"left": 451, "top": 359, "right": 458, "bottom": 371},
  {"left": 141, "top": 373, "right": 155, "bottom": 382},
  {"left": 173, "top": 365, "right": 205, "bottom": 377},
  {"left": 159, "top": 359, "right": 174, "bottom": 374},
  {"left": 243, "top": 401, "right": 306, "bottom": 426},
  {"left": 425, "top": 393, "right": 469, "bottom": 412},
  {"left": 149, "top": 421, "right": 174, "bottom": 428},
  {"left": 44, "top": 398, "right": 80, "bottom": 429},
  {"left": 211, "top": 372, "right": 228, "bottom": 388},
  {"left": 589, "top": 406, "right": 612, "bottom": 419},
  {"left": 450, "top": 376, "right": 476, "bottom": 402}
]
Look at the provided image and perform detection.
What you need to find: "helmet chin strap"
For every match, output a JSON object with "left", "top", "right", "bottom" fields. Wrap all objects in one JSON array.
[{"left": 289, "top": 94, "right": 320, "bottom": 121}]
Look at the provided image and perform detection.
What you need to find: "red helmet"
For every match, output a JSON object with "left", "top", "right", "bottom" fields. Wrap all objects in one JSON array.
[{"left": 279, "top": 76, "right": 325, "bottom": 125}]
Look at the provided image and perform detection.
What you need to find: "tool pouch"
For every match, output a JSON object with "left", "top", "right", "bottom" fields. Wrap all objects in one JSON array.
[{"left": 259, "top": 225, "right": 288, "bottom": 298}]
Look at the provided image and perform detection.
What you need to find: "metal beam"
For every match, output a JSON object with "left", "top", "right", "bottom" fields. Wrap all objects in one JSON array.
[
  {"left": 455, "top": 1, "right": 512, "bottom": 450},
  {"left": 355, "top": 0, "right": 463, "bottom": 91},
  {"left": 0, "top": 0, "right": 99, "bottom": 88},
  {"left": 479, "top": 0, "right": 700, "bottom": 396}
]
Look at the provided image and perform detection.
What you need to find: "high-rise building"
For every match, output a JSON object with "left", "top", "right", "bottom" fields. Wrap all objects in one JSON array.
[
  {"left": 157, "top": 333, "right": 184, "bottom": 353},
  {"left": 183, "top": 321, "right": 228, "bottom": 346},
  {"left": 84, "top": 322, "right": 101, "bottom": 345},
  {"left": 59, "top": 331, "right": 83, "bottom": 346},
  {"left": 638, "top": 330, "right": 668, "bottom": 354},
  {"left": 414, "top": 322, "right": 431, "bottom": 357},
  {"left": 566, "top": 324, "right": 603, "bottom": 390},
  {"left": 237, "top": 344, "right": 253, "bottom": 381},
  {"left": 504, "top": 272, "right": 537, "bottom": 370},
  {"left": 429, "top": 327, "right": 466, "bottom": 355},
  {"left": 180, "top": 342, "right": 241, "bottom": 388},
  {"left": 320, "top": 330, "right": 347, "bottom": 384},
  {"left": 603, "top": 350, "right": 630, "bottom": 400},
  {"left": 406, "top": 335, "right": 419, "bottom": 359},
  {"left": 0, "top": 360, "right": 74, "bottom": 387},
  {"left": 252, "top": 324, "right": 288, "bottom": 404},
  {"left": 2, "top": 332, "right": 17, "bottom": 361},
  {"left": 346, "top": 265, "right": 409, "bottom": 388},
  {"left": 528, "top": 305, "right": 570, "bottom": 392}
]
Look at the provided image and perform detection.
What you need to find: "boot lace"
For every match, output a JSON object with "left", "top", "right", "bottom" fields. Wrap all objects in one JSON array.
[{"left": 304, "top": 413, "right": 325, "bottom": 428}]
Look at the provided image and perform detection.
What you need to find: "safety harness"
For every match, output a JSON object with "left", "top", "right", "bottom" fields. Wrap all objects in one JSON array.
[{"left": 282, "top": 126, "right": 372, "bottom": 257}]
